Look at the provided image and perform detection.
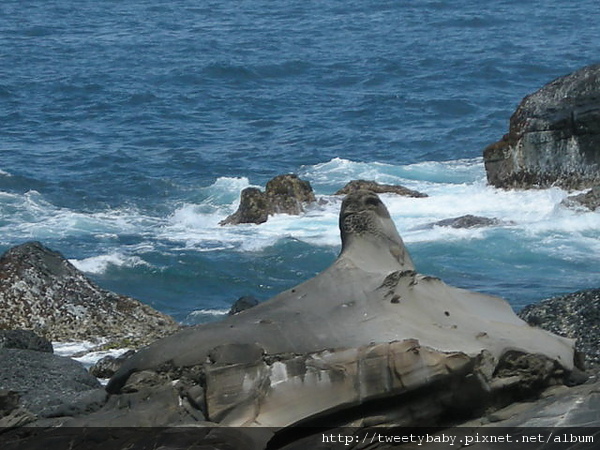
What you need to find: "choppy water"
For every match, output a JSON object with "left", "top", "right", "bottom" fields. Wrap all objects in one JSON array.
[{"left": 1, "top": 0, "right": 599, "bottom": 324}]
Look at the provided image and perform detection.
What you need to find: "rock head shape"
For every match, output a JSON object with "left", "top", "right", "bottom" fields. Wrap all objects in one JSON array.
[{"left": 108, "top": 190, "right": 574, "bottom": 428}]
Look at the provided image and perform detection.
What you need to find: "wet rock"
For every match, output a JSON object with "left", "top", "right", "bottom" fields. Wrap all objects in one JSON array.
[
  {"left": 0, "top": 241, "right": 180, "bottom": 345},
  {"left": 0, "top": 329, "right": 53, "bottom": 353},
  {"left": 220, "top": 174, "right": 316, "bottom": 225},
  {"left": 335, "top": 179, "right": 428, "bottom": 197},
  {"left": 220, "top": 187, "right": 270, "bottom": 225},
  {"left": 265, "top": 174, "right": 316, "bottom": 214},
  {"left": 427, "top": 214, "right": 508, "bottom": 229},
  {"left": 561, "top": 186, "right": 600, "bottom": 211},
  {"left": 484, "top": 63, "right": 600, "bottom": 190},
  {"left": 519, "top": 289, "right": 600, "bottom": 368},
  {"left": 89, "top": 350, "right": 136, "bottom": 379},
  {"left": 228, "top": 295, "right": 259, "bottom": 315}
]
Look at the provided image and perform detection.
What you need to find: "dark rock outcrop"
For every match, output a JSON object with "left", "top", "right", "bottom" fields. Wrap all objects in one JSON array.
[
  {"left": 484, "top": 64, "right": 600, "bottom": 190},
  {"left": 220, "top": 174, "right": 316, "bottom": 225},
  {"left": 335, "top": 179, "right": 428, "bottom": 197},
  {"left": 88, "top": 350, "right": 136, "bottom": 379},
  {"left": 428, "top": 214, "right": 508, "bottom": 229},
  {"left": 519, "top": 288, "right": 600, "bottom": 368},
  {"left": 561, "top": 185, "right": 600, "bottom": 211},
  {"left": 0, "top": 348, "right": 106, "bottom": 420},
  {"left": 265, "top": 174, "right": 316, "bottom": 214},
  {"left": 228, "top": 295, "right": 259, "bottom": 315},
  {"left": 0, "top": 241, "right": 179, "bottom": 345},
  {"left": 0, "top": 329, "right": 53, "bottom": 353}
]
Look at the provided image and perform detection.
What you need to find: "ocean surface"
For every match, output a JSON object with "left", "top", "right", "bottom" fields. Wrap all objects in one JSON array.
[{"left": 1, "top": 0, "right": 599, "bottom": 327}]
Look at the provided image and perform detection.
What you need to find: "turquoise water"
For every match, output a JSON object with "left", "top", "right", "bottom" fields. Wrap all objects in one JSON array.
[{"left": 1, "top": 0, "right": 599, "bottom": 323}]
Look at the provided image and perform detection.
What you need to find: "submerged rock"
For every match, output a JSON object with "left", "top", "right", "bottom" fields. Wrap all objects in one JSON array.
[
  {"left": 0, "top": 241, "right": 179, "bottom": 345},
  {"left": 106, "top": 190, "right": 574, "bottom": 430},
  {"left": 220, "top": 174, "right": 316, "bottom": 225},
  {"left": 335, "top": 179, "right": 428, "bottom": 197},
  {"left": 484, "top": 64, "right": 600, "bottom": 190},
  {"left": 426, "top": 214, "right": 509, "bottom": 229}
]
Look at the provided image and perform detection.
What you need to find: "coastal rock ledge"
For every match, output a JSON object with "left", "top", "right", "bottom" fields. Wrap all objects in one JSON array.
[
  {"left": 483, "top": 63, "right": 600, "bottom": 190},
  {"left": 0, "top": 241, "right": 179, "bottom": 346},
  {"left": 96, "top": 191, "right": 576, "bottom": 433}
]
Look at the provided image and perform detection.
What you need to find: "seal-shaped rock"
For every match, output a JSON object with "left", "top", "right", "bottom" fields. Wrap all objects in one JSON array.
[{"left": 107, "top": 191, "right": 574, "bottom": 429}]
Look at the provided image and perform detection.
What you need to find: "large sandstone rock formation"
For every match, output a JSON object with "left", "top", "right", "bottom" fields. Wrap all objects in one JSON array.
[
  {"left": 0, "top": 241, "right": 179, "bottom": 345},
  {"left": 220, "top": 174, "right": 316, "bottom": 225},
  {"left": 484, "top": 64, "right": 600, "bottom": 190},
  {"left": 106, "top": 190, "right": 575, "bottom": 430}
]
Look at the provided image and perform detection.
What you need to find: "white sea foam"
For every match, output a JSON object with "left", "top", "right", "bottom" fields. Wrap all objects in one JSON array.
[
  {"left": 150, "top": 158, "right": 599, "bottom": 259},
  {"left": 70, "top": 252, "right": 150, "bottom": 275},
  {"left": 189, "top": 308, "right": 229, "bottom": 317},
  {"left": 0, "top": 168, "right": 11, "bottom": 176},
  {"left": 53, "top": 340, "right": 106, "bottom": 357}
]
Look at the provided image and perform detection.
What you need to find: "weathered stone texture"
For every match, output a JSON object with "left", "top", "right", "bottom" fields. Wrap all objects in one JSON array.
[
  {"left": 484, "top": 64, "right": 600, "bottom": 189},
  {"left": 0, "top": 241, "right": 179, "bottom": 345}
]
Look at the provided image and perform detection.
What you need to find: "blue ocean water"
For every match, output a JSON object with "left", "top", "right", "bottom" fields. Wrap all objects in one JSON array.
[{"left": 1, "top": 0, "right": 599, "bottom": 324}]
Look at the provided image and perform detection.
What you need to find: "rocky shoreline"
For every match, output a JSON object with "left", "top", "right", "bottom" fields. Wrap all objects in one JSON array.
[
  {"left": 2, "top": 65, "right": 600, "bottom": 449},
  {"left": 1, "top": 194, "right": 599, "bottom": 448}
]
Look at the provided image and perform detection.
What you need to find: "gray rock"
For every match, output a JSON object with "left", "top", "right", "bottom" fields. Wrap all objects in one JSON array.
[
  {"left": 484, "top": 64, "right": 600, "bottom": 190},
  {"left": 88, "top": 349, "right": 136, "bottom": 379},
  {"left": 0, "top": 348, "right": 106, "bottom": 418},
  {"left": 335, "top": 179, "right": 428, "bottom": 198},
  {"left": 107, "top": 190, "right": 574, "bottom": 430},
  {"left": 0, "top": 241, "right": 180, "bottom": 345},
  {"left": 427, "top": 214, "right": 508, "bottom": 229},
  {"left": 228, "top": 295, "right": 259, "bottom": 315},
  {"left": 0, "top": 329, "right": 53, "bottom": 353},
  {"left": 220, "top": 174, "right": 315, "bottom": 225},
  {"left": 519, "top": 289, "right": 600, "bottom": 368},
  {"left": 562, "top": 186, "right": 600, "bottom": 211}
]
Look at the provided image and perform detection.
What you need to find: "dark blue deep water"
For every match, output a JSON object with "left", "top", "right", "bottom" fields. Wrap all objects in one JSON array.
[{"left": 1, "top": 0, "right": 599, "bottom": 324}]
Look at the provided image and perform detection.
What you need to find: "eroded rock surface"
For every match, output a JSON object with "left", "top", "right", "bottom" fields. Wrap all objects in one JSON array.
[
  {"left": 106, "top": 190, "right": 575, "bottom": 430},
  {"left": 0, "top": 241, "right": 179, "bottom": 345},
  {"left": 484, "top": 64, "right": 600, "bottom": 190}
]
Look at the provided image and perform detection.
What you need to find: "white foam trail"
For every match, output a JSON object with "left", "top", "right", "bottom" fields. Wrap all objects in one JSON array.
[
  {"left": 0, "top": 168, "right": 11, "bottom": 176},
  {"left": 188, "top": 308, "right": 229, "bottom": 317},
  {"left": 69, "top": 252, "right": 150, "bottom": 275}
]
